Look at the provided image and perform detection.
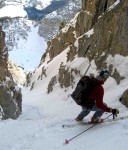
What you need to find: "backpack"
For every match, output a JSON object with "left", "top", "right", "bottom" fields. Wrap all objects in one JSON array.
[{"left": 71, "top": 76, "right": 98, "bottom": 106}]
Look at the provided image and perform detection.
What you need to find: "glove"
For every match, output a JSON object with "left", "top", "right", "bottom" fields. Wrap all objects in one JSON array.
[{"left": 111, "top": 109, "right": 119, "bottom": 115}]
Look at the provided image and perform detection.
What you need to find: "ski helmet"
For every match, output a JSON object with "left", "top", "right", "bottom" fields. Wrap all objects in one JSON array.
[{"left": 99, "top": 69, "right": 109, "bottom": 79}]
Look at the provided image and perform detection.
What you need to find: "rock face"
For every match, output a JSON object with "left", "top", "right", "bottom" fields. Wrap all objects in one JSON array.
[
  {"left": 0, "top": 85, "right": 21, "bottom": 119},
  {"left": 41, "top": 0, "right": 128, "bottom": 88},
  {"left": 0, "top": 26, "right": 22, "bottom": 120},
  {"left": 8, "top": 60, "right": 26, "bottom": 85},
  {"left": 78, "top": 0, "right": 128, "bottom": 55},
  {"left": 47, "top": 25, "right": 76, "bottom": 59},
  {"left": 120, "top": 89, "right": 128, "bottom": 108},
  {"left": 0, "top": 26, "right": 8, "bottom": 81},
  {"left": 47, "top": 64, "right": 81, "bottom": 94},
  {"left": 77, "top": 0, "right": 128, "bottom": 81}
]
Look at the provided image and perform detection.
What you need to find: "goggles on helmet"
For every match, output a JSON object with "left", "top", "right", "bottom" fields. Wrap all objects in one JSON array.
[{"left": 100, "top": 69, "right": 109, "bottom": 79}]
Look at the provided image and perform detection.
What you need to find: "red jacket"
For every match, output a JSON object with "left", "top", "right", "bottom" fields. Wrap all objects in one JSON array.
[{"left": 86, "top": 78, "right": 111, "bottom": 112}]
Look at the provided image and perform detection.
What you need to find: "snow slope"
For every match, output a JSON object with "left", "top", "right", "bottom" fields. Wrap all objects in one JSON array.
[
  {"left": 0, "top": 5, "right": 27, "bottom": 18},
  {"left": 0, "top": 4, "right": 47, "bottom": 72},
  {"left": 9, "top": 23, "right": 47, "bottom": 72},
  {"left": 1, "top": 47, "right": 128, "bottom": 150}
]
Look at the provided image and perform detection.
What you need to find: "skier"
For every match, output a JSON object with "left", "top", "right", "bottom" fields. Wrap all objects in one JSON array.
[{"left": 75, "top": 69, "right": 119, "bottom": 123}]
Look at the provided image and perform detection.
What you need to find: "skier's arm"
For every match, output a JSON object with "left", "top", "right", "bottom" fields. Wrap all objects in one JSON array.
[{"left": 95, "top": 87, "right": 111, "bottom": 112}]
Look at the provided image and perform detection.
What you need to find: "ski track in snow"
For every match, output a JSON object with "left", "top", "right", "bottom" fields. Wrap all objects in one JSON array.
[
  {"left": 1, "top": 103, "right": 128, "bottom": 150},
  {"left": 0, "top": 104, "right": 78, "bottom": 150}
]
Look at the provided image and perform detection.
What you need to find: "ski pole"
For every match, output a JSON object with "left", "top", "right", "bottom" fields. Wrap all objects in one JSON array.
[
  {"left": 83, "top": 45, "right": 90, "bottom": 56},
  {"left": 84, "top": 64, "right": 91, "bottom": 76},
  {"left": 64, "top": 114, "right": 113, "bottom": 144}
]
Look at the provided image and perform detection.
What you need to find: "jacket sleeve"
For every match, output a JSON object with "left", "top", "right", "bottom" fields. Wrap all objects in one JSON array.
[{"left": 93, "top": 86, "right": 111, "bottom": 112}]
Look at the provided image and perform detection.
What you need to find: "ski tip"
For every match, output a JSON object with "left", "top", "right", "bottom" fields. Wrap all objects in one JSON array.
[{"left": 65, "top": 139, "right": 69, "bottom": 144}]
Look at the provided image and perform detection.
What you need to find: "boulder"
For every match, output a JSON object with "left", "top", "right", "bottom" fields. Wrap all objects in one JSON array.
[{"left": 120, "top": 89, "right": 128, "bottom": 108}]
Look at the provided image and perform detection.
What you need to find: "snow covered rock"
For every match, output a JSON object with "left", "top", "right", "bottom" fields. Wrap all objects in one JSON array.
[
  {"left": 0, "top": 26, "right": 22, "bottom": 119},
  {"left": 120, "top": 89, "right": 128, "bottom": 108}
]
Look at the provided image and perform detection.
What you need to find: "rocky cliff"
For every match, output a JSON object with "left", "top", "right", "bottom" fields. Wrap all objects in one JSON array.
[
  {"left": 0, "top": 25, "right": 22, "bottom": 119},
  {"left": 41, "top": 0, "right": 128, "bottom": 85}
]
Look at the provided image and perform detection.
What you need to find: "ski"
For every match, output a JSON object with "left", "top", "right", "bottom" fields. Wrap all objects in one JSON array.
[
  {"left": 62, "top": 115, "right": 128, "bottom": 129},
  {"left": 62, "top": 122, "right": 87, "bottom": 128},
  {"left": 62, "top": 121, "right": 102, "bottom": 128}
]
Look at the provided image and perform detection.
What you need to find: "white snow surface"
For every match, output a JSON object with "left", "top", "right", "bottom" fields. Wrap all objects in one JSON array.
[
  {"left": 34, "top": 0, "right": 52, "bottom": 10},
  {"left": 3, "top": 0, "right": 52, "bottom": 10},
  {"left": 9, "top": 24, "right": 47, "bottom": 72},
  {"left": 1, "top": 47, "right": 128, "bottom": 150},
  {"left": 0, "top": 5, "right": 27, "bottom": 18},
  {"left": 108, "top": 0, "right": 120, "bottom": 11},
  {"left": 85, "top": 28, "right": 94, "bottom": 38}
]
